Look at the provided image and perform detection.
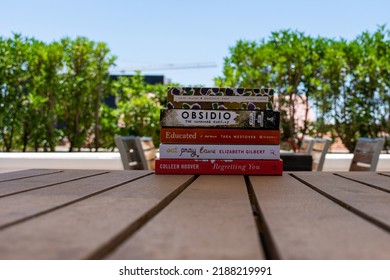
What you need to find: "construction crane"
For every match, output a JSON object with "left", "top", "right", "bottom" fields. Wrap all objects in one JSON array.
[{"left": 110, "top": 62, "right": 217, "bottom": 74}]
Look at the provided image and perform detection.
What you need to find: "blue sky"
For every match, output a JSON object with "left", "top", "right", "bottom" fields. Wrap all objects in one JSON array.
[{"left": 2, "top": 0, "right": 389, "bottom": 86}]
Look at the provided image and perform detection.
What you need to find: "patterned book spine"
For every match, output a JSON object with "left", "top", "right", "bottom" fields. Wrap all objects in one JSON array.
[
  {"left": 160, "top": 109, "right": 280, "bottom": 129},
  {"left": 159, "top": 143, "right": 280, "bottom": 160},
  {"left": 167, "top": 87, "right": 274, "bottom": 110},
  {"left": 160, "top": 127, "right": 280, "bottom": 144},
  {"left": 155, "top": 159, "right": 283, "bottom": 175}
]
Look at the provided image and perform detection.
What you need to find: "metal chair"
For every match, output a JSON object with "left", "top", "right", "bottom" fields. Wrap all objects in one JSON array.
[
  {"left": 349, "top": 138, "right": 384, "bottom": 171},
  {"left": 300, "top": 138, "right": 314, "bottom": 154},
  {"left": 114, "top": 135, "right": 156, "bottom": 170},
  {"left": 311, "top": 138, "right": 331, "bottom": 171}
]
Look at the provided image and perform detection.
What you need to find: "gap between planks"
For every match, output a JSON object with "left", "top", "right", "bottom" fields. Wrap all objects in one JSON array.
[
  {"left": 0, "top": 172, "right": 153, "bottom": 231},
  {"left": 0, "top": 171, "right": 110, "bottom": 198},
  {"left": 244, "top": 176, "right": 280, "bottom": 260},
  {"left": 0, "top": 169, "right": 64, "bottom": 183},
  {"left": 86, "top": 175, "right": 198, "bottom": 260},
  {"left": 290, "top": 173, "right": 390, "bottom": 234},
  {"left": 333, "top": 173, "right": 390, "bottom": 193}
]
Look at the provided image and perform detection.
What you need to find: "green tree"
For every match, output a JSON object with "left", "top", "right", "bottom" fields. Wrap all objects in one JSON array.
[
  {"left": 89, "top": 42, "right": 116, "bottom": 151},
  {"left": 58, "top": 37, "right": 115, "bottom": 151},
  {"left": 0, "top": 36, "right": 8, "bottom": 150},
  {"left": 58, "top": 37, "right": 92, "bottom": 151},
  {"left": 21, "top": 40, "right": 65, "bottom": 151},
  {"left": 114, "top": 72, "right": 176, "bottom": 147},
  {"left": 40, "top": 41, "right": 66, "bottom": 151},
  {"left": 351, "top": 27, "right": 390, "bottom": 145},
  {"left": 215, "top": 30, "right": 319, "bottom": 150},
  {"left": 317, "top": 27, "right": 390, "bottom": 151},
  {"left": 216, "top": 27, "right": 390, "bottom": 152},
  {"left": 97, "top": 103, "right": 119, "bottom": 150},
  {"left": 0, "top": 34, "right": 31, "bottom": 151},
  {"left": 311, "top": 39, "right": 347, "bottom": 144},
  {"left": 267, "top": 31, "right": 320, "bottom": 149}
]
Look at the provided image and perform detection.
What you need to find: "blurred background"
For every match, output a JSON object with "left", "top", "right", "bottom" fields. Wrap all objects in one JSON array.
[{"left": 1, "top": 0, "right": 389, "bottom": 154}]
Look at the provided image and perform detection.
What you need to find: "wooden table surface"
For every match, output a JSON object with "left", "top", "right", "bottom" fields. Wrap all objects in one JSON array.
[{"left": 0, "top": 169, "right": 389, "bottom": 260}]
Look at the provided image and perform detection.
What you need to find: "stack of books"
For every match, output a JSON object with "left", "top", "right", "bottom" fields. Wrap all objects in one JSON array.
[{"left": 155, "top": 87, "right": 283, "bottom": 175}]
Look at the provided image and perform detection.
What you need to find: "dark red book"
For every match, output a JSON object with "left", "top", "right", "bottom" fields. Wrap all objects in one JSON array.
[
  {"left": 155, "top": 159, "right": 283, "bottom": 175},
  {"left": 160, "top": 127, "right": 280, "bottom": 144}
]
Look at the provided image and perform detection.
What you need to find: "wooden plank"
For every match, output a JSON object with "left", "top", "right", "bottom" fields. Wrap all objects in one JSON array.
[
  {"left": 0, "top": 169, "right": 107, "bottom": 197},
  {"left": 334, "top": 172, "right": 390, "bottom": 192},
  {"left": 0, "top": 174, "right": 194, "bottom": 259},
  {"left": 294, "top": 172, "right": 390, "bottom": 229},
  {"left": 0, "top": 170, "right": 152, "bottom": 229},
  {"left": 107, "top": 175, "right": 264, "bottom": 260},
  {"left": 250, "top": 173, "right": 390, "bottom": 259},
  {"left": 0, "top": 169, "right": 62, "bottom": 182}
]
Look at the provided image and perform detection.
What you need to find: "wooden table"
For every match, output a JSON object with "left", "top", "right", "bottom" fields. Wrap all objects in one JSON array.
[{"left": 0, "top": 169, "right": 389, "bottom": 260}]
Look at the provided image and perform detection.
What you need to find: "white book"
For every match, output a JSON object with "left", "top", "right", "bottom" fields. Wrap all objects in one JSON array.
[
  {"left": 160, "top": 109, "right": 280, "bottom": 129},
  {"left": 159, "top": 144, "right": 280, "bottom": 160}
]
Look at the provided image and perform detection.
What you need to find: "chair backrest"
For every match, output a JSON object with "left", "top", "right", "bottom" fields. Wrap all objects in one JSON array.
[
  {"left": 115, "top": 135, "right": 156, "bottom": 170},
  {"left": 300, "top": 138, "right": 314, "bottom": 154},
  {"left": 311, "top": 138, "right": 331, "bottom": 171},
  {"left": 349, "top": 138, "right": 384, "bottom": 171},
  {"left": 140, "top": 137, "right": 157, "bottom": 170}
]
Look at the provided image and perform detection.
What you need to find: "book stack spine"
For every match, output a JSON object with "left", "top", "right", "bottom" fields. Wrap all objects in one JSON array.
[{"left": 155, "top": 86, "right": 282, "bottom": 175}]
